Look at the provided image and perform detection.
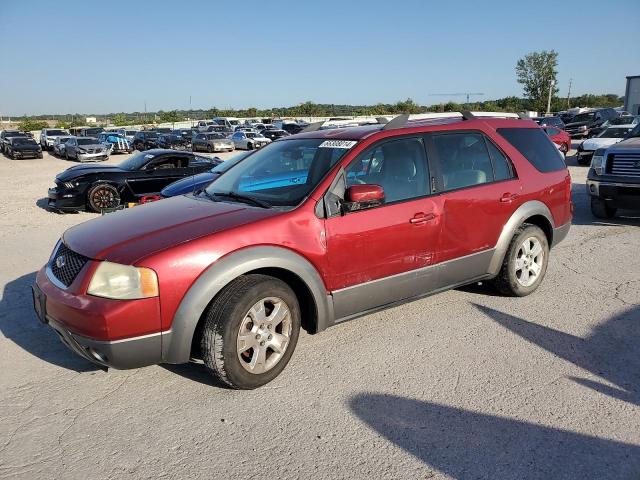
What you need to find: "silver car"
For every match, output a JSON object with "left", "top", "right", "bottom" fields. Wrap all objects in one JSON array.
[
  {"left": 192, "top": 132, "right": 235, "bottom": 152},
  {"left": 64, "top": 136, "right": 110, "bottom": 162},
  {"left": 230, "top": 131, "right": 271, "bottom": 150},
  {"left": 53, "top": 136, "right": 73, "bottom": 156}
]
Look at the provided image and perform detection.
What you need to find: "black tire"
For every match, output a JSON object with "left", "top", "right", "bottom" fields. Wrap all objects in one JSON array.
[
  {"left": 7, "top": 149, "right": 14, "bottom": 159},
  {"left": 65, "top": 149, "right": 70, "bottom": 160},
  {"left": 590, "top": 197, "right": 616, "bottom": 219},
  {"left": 201, "top": 274, "right": 301, "bottom": 390},
  {"left": 37, "top": 152, "right": 43, "bottom": 159},
  {"left": 247, "top": 142, "right": 254, "bottom": 150},
  {"left": 206, "top": 144, "right": 213, "bottom": 153},
  {"left": 492, "top": 224, "right": 549, "bottom": 297},
  {"left": 87, "top": 183, "right": 120, "bottom": 212}
]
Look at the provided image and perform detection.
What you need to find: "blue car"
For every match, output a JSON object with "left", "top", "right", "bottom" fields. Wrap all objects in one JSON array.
[
  {"left": 97, "top": 132, "right": 133, "bottom": 154},
  {"left": 160, "top": 151, "right": 251, "bottom": 197}
]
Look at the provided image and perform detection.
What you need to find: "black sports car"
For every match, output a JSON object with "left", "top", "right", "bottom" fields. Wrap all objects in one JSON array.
[
  {"left": 157, "top": 133, "right": 190, "bottom": 150},
  {"left": 47, "top": 149, "right": 221, "bottom": 212},
  {"left": 5, "top": 137, "right": 43, "bottom": 159},
  {"left": 132, "top": 131, "right": 160, "bottom": 151}
]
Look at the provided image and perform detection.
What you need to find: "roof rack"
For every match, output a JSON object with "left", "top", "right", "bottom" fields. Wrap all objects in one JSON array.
[{"left": 301, "top": 111, "right": 526, "bottom": 133}]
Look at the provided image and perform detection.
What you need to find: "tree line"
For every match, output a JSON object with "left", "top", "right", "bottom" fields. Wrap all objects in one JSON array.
[{"left": 14, "top": 91, "right": 623, "bottom": 131}]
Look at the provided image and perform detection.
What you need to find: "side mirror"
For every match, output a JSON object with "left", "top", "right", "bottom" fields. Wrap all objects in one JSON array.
[{"left": 344, "top": 184, "right": 384, "bottom": 212}]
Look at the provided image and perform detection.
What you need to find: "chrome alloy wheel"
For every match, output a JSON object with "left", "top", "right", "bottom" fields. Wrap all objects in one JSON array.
[
  {"left": 236, "top": 297, "right": 292, "bottom": 374},
  {"left": 514, "top": 237, "right": 544, "bottom": 287}
]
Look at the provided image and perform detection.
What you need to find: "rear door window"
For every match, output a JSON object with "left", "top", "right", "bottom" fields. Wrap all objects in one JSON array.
[
  {"left": 497, "top": 128, "right": 566, "bottom": 173},
  {"left": 431, "top": 133, "right": 494, "bottom": 191}
]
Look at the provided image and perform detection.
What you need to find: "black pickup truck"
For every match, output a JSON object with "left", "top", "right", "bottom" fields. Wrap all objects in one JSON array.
[{"left": 587, "top": 133, "right": 640, "bottom": 218}]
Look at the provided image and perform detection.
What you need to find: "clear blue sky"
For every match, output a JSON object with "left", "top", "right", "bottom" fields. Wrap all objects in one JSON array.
[{"left": 1, "top": 0, "right": 638, "bottom": 115}]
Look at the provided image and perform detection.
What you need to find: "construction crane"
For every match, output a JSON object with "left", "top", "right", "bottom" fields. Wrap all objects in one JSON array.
[{"left": 429, "top": 92, "right": 485, "bottom": 103}]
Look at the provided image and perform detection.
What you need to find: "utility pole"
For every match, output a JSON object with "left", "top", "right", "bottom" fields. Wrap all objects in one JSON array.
[
  {"left": 566, "top": 78, "right": 572, "bottom": 109},
  {"left": 546, "top": 80, "right": 555, "bottom": 116},
  {"left": 144, "top": 100, "right": 147, "bottom": 124}
]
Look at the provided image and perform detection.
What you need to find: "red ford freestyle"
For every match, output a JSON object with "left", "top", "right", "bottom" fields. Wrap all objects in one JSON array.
[{"left": 33, "top": 112, "right": 572, "bottom": 389}]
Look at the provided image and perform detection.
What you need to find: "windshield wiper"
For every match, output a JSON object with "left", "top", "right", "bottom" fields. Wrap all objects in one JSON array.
[{"left": 214, "top": 191, "right": 271, "bottom": 208}]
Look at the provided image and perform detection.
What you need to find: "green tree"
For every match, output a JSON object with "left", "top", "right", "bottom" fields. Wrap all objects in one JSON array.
[
  {"left": 55, "top": 120, "right": 70, "bottom": 129},
  {"left": 516, "top": 50, "right": 559, "bottom": 113},
  {"left": 17, "top": 117, "right": 49, "bottom": 132},
  {"left": 111, "top": 113, "right": 129, "bottom": 126},
  {"left": 393, "top": 98, "right": 422, "bottom": 114},
  {"left": 158, "top": 110, "right": 184, "bottom": 126}
]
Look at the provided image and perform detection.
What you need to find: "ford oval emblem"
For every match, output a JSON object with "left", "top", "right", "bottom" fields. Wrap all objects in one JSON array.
[{"left": 56, "top": 255, "right": 66, "bottom": 269}]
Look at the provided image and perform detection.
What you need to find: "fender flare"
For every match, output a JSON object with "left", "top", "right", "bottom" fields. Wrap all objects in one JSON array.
[
  {"left": 162, "top": 246, "right": 332, "bottom": 364},
  {"left": 487, "top": 200, "right": 554, "bottom": 276}
]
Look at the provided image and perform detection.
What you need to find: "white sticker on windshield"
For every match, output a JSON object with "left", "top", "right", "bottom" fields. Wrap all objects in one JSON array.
[{"left": 318, "top": 140, "right": 357, "bottom": 149}]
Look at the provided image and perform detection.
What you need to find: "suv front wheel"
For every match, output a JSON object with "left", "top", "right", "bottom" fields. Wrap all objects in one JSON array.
[
  {"left": 201, "top": 274, "right": 301, "bottom": 389},
  {"left": 492, "top": 224, "right": 549, "bottom": 297}
]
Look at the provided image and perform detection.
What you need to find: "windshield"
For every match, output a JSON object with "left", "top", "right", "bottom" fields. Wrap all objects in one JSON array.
[
  {"left": 599, "top": 128, "right": 632, "bottom": 138},
  {"left": 125, "top": 130, "right": 137, "bottom": 135},
  {"left": 246, "top": 132, "right": 261, "bottom": 138},
  {"left": 207, "top": 133, "right": 225, "bottom": 139},
  {"left": 84, "top": 128, "right": 103, "bottom": 135},
  {"left": 610, "top": 116, "right": 635, "bottom": 125},
  {"left": 59, "top": 137, "right": 71, "bottom": 143},
  {"left": 571, "top": 112, "right": 595, "bottom": 123},
  {"left": 229, "top": 120, "right": 240, "bottom": 126},
  {"left": 14, "top": 138, "right": 36, "bottom": 145},
  {"left": 144, "top": 132, "right": 158, "bottom": 138},
  {"left": 118, "top": 151, "right": 155, "bottom": 170},
  {"left": 211, "top": 151, "right": 253, "bottom": 173},
  {"left": 77, "top": 138, "right": 97, "bottom": 145},
  {"left": 205, "top": 139, "right": 351, "bottom": 207},
  {"left": 47, "top": 129, "right": 67, "bottom": 136}
]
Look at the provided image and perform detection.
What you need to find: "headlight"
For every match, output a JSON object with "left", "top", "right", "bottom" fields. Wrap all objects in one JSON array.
[
  {"left": 77, "top": 148, "right": 86, "bottom": 153},
  {"left": 87, "top": 261, "right": 159, "bottom": 299},
  {"left": 591, "top": 149, "right": 606, "bottom": 175},
  {"left": 579, "top": 125, "right": 587, "bottom": 131}
]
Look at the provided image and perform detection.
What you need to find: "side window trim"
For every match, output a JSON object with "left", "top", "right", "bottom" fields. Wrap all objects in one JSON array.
[{"left": 482, "top": 135, "right": 517, "bottom": 181}]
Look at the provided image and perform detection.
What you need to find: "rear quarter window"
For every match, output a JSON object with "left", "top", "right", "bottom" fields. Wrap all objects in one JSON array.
[{"left": 497, "top": 128, "right": 566, "bottom": 173}]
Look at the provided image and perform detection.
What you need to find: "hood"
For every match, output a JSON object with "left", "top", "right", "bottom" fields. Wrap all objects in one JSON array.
[
  {"left": 55, "top": 163, "right": 125, "bottom": 182},
  {"left": 609, "top": 137, "right": 640, "bottom": 150},
  {"left": 582, "top": 137, "right": 622, "bottom": 151},
  {"left": 160, "top": 172, "right": 219, "bottom": 197},
  {"left": 63, "top": 194, "right": 281, "bottom": 264}
]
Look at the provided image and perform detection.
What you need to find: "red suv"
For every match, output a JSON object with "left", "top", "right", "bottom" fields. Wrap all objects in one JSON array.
[{"left": 33, "top": 112, "right": 572, "bottom": 389}]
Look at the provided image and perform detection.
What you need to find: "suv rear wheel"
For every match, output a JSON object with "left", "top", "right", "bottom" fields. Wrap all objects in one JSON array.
[
  {"left": 201, "top": 274, "right": 301, "bottom": 389},
  {"left": 590, "top": 197, "right": 616, "bottom": 219},
  {"left": 492, "top": 224, "right": 549, "bottom": 297}
]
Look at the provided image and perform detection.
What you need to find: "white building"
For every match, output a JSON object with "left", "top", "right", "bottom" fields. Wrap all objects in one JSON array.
[
  {"left": 624, "top": 75, "right": 640, "bottom": 115},
  {"left": 85, "top": 116, "right": 97, "bottom": 124}
]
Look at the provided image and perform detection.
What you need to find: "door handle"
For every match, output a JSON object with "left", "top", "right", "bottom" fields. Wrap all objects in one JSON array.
[
  {"left": 410, "top": 212, "right": 436, "bottom": 224},
  {"left": 500, "top": 193, "right": 519, "bottom": 203}
]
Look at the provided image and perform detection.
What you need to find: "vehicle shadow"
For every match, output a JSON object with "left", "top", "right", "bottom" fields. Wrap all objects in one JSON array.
[
  {"left": 0, "top": 271, "right": 98, "bottom": 372},
  {"left": 161, "top": 362, "right": 230, "bottom": 389},
  {"left": 570, "top": 183, "right": 640, "bottom": 227},
  {"left": 474, "top": 304, "right": 640, "bottom": 407},
  {"left": 349, "top": 393, "right": 640, "bottom": 479}
]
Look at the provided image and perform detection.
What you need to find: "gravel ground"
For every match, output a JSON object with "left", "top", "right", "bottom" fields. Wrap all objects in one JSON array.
[{"left": 0, "top": 145, "right": 639, "bottom": 480}]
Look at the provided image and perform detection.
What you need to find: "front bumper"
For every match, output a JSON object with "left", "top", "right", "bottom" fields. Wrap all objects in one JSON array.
[
  {"left": 77, "top": 151, "right": 109, "bottom": 162},
  {"left": 12, "top": 149, "right": 41, "bottom": 158},
  {"left": 213, "top": 143, "right": 234, "bottom": 151},
  {"left": 48, "top": 186, "right": 86, "bottom": 211},
  {"left": 586, "top": 177, "right": 640, "bottom": 210},
  {"left": 33, "top": 266, "right": 163, "bottom": 369}
]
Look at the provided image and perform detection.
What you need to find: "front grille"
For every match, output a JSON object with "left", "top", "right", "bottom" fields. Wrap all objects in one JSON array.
[
  {"left": 49, "top": 243, "right": 89, "bottom": 287},
  {"left": 608, "top": 153, "right": 640, "bottom": 177}
]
